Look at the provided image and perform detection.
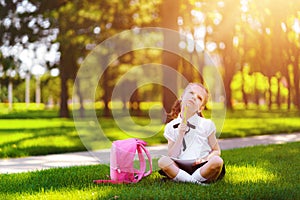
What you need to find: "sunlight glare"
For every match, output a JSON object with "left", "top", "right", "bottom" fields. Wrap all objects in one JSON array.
[
  {"left": 226, "top": 165, "right": 277, "bottom": 184},
  {"left": 195, "top": 40, "right": 204, "bottom": 52},
  {"left": 93, "top": 26, "right": 101, "bottom": 34},
  {"left": 194, "top": 26, "right": 205, "bottom": 39},
  {"left": 293, "top": 19, "right": 300, "bottom": 34},
  {"left": 281, "top": 22, "right": 287, "bottom": 32},
  {"left": 206, "top": 26, "right": 213, "bottom": 34},
  {"left": 31, "top": 64, "right": 45, "bottom": 76},
  {"left": 217, "top": 1, "right": 225, "bottom": 8},
  {"left": 233, "top": 36, "right": 239, "bottom": 47},
  {"left": 195, "top": 2, "right": 202, "bottom": 8},
  {"left": 191, "top": 10, "right": 205, "bottom": 23},
  {"left": 179, "top": 41, "right": 186, "bottom": 49},
  {"left": 206, "top": 42, "right": 217, "bottom": 52},
  {"left": 219, "top": 42, "right": 225, "bottom": 49},
  {"left": 178, "top": 16, "right": 183, "bottom": 26},
  {"left": 50, "top": 68, "right": 59, "bottom": 77},
  {"left": 241, "top": 5, "right": 248, "bottom": 13}
]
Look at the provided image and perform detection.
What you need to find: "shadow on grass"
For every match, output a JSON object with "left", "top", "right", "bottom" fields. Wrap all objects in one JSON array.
[
  {"left": 0, "top": 165, "right": 109, "bottom": 194},
  {"left": 0, "top": 127, "right": 86, "bottom": 158},
  {"left": 0, "top": 110, "right": 60, "bottom": 119}
]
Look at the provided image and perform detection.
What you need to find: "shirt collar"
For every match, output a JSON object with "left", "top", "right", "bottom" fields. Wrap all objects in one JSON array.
[{"left": 178, "top": 113, "right": 199, "bottom": 124}]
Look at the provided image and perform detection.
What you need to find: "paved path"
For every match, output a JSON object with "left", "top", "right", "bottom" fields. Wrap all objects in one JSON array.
[{"left": 1, "top": 133, "right": 300, "bottom": 174}]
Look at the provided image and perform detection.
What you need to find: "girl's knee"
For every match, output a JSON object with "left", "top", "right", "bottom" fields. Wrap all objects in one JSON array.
[
  {"left": 209, "top": 156, "right": 223, "bottom": 170},
  {"left": 158, "top": 156, "right": 179, "bottom": 178},
  {"left": 158, "top": 156, "right": 174, "bottom": 169}
]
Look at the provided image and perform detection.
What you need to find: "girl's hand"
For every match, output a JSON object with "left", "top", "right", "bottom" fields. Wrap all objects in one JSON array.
[
  {"left": 181, "top": 103, "right": 195, "bottom": 121},
  {"left": 193, "top": 158, "right": 206, "bottom": 166},
  {"left": 182, "top": 105, "right": 188, "bottom": 124},
  {"left": 178, "top": 122, "right": 188, "bottom": 136}
]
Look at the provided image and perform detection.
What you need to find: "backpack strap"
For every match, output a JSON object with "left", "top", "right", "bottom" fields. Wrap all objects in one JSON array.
[
  {"left": 135, "top": 141, "right": 152, "bottom": 180},
  {"left": 93, "top": 179, "right": 123, "bottom": 184},
  {"left": 141, "top": 144, "right": 152, "bottom": 177},
  {"left": 132, "top": 144, "right": 146, "bottom": 183}
]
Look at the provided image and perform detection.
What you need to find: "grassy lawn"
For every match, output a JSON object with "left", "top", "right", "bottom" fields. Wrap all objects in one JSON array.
[
  {"left": 0, "top": 142, "right": 299, "bottom": 200},
  {"left": 1, "top": 108, "right": 300, "bottom": 158}
]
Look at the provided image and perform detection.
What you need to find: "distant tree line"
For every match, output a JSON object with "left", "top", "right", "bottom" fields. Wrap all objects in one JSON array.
[{"left": 1, "top": 0, "right": 300, "bottom": 117}]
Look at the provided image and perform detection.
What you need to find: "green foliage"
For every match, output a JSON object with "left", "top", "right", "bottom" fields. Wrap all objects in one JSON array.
[
  {"left": 40, "top": 74, "right": 61, "bottom": 105},
  {"left": 13, "top": 78, "right": 36, "bottom": 103},
  {"left": 0, "top": 86, "right": 8, "bottom": 102},
  {"left": 0, "top": 142, "right": 299, "bottom": 199},
  {"left": 230, "top": 69, "right": 290, "bottom": 105}
]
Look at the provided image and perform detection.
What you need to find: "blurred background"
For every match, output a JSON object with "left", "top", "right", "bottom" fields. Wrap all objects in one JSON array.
[{"left": 1, "top": 0, "right": 300, "bottom": 117}]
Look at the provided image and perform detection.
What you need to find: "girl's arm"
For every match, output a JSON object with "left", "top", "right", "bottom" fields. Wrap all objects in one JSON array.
[
  {"left": 167, "top": 123, "right": 187, "bottom": 157},
  {"left": 194, "top": 132, "right": 221, "bottom": 165},
  {"left": 206, "top": 133, "right": 221, "bottom": 160}
]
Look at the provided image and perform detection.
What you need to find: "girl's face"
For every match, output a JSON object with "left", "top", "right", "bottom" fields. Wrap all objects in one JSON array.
[{"left": 181, "top": 84, "right": 207, "bottom": 113}]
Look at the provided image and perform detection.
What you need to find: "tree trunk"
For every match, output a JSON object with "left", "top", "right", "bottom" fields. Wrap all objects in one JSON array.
[
  {"left": 293, "top": 54, "right": 300, "bottom": 109},
  {"left": 254, "top": 75, "right": 260, "bottom": 107},
  {"left": 224, "top": 70, "right": 233, "bottom": 110},
  {"left": 287, "top": 75, "right": 291, "bottom": 110},
  {"left": 195, "top": 51, "right": 204, "bottom": 84},
  {"left": 268, "top": 77, "right": 272, "bottom": 110},
  {"left": 162, "top": 52, "right": 180, "bottom": 115},
  {"left": 8, "top": 79, "right": 13, "bottom": 110},
  {"left": 241, "top": 69, "right": 248, "bottom": 109},
  {"left": 181, "top": 54, "right": 194, "bottom": 82},
  {"left": 222, "top": 46, "right": 235, "bottom": 110},
  {"left": 59, "top": 53, "right": 70, "bottom": 118},
  {"left": 282, "top": 61, "right": 291, "bottom": 110},
  {"left": 160, "top": 0, "right": 180, "bottom": 120},
  {"left": 129, "top": 80, "right": 141, "bottom": 116},
  {"left": 276, "top": 77, "right": 281, "bottom": 109},
  {"left": 35, "top": 75, "right": 41, "bottom": 106},
  {"left": 75, "top": 78, "right": 85, "bottom": 118},
  {"left": 25, "top": 72, "right": 30, "bottom": 108},
  {"left": 102, "top": 69, "right": 111, "bottom": 117}
]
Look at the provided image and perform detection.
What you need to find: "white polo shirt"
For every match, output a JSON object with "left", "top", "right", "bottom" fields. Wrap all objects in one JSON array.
[{"left": 164, "top": 114, "right": 216, "bottom": 160}]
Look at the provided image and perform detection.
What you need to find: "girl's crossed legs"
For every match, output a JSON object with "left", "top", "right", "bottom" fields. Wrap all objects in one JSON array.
[{"left": 158, "top": 155, "right": 224, "bottom": 183}]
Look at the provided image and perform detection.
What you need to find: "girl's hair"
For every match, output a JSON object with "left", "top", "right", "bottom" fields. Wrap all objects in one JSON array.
[{"left": 166, "top": 83, "right": 208, "bottom": 123}]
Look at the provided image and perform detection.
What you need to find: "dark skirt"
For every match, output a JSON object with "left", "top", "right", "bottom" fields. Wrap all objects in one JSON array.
[{"left": 159, "top": 160, "right": 226, "bottom": 183}]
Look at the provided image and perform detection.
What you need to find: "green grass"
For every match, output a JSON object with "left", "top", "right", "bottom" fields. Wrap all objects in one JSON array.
[
  {"left": 221, "top": 117, "right": 300, "bottom": 137},
  {"left": 1, "top": 108, "right": 300, "bottom": 158},
  {"left": 0, "top": 118, "right": 86, "bottom": 158},
  {"left": 0, "top": 142, "right": 299, "bottom": 200},
  {"left": 220, "top": 109, "right": 300, "bottom": 137}
]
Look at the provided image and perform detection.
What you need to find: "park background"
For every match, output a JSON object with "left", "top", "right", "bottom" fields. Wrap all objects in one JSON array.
[{"left": 0, "top": 0, "right": 300, "bottom": 199}]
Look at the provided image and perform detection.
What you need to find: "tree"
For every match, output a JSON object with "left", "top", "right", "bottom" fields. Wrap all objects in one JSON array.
[
  {"left": 38, "top": 0, "right": 104, "bottom": 117},
  {"left": 247, "top": 0, "right": 300, "bottom": 109},
  {"left": 0, "top": 56, "right": 16, "bottom": 109},
  {"left": 205, "top": 0, "right": 241, "bottom": 110},
  {"left": 160, "top": 0, "right": 180, "bottom": 117},
  {"left": 39, "top": 0, "right": 162, "bottom": 117},
  {"left": 0, "top": 0, "right": 58, "bottom": 109}
]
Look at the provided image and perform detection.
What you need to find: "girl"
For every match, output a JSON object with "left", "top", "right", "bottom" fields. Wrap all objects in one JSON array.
[{"left": 158, "top": 83, "right": 225, "bottom": 184}]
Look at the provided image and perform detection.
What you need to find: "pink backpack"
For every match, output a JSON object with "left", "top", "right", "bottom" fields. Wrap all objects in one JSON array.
[{"left": 93, "top": 138, "right": 152, "bottom": 184}]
